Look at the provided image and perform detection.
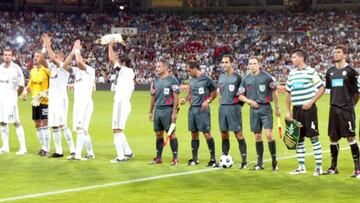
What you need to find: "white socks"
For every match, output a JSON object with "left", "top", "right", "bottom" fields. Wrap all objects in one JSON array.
[
  {"left": 84, "top": 132, "right": 94, "bottom": 156},
  {"left": 114, "top": 133, "right": 125, "bottom": 160},
  {"left": 1, "top": 125, "right": 9, "bottom": 151},
  {"left": 120, "top": 133, "right": 132, "bottom": 155},
  {"left": 62, "top": 126, "right": 75, "bottom": 153},
  {"left": 75, "top": 130, "right": 85, "bottom": 159},
  {"left": 53, "top": 128, "right": 62, "bottom": 154},
  {"left": 15, "top": 125, "right": 27, "bottom": 152}
]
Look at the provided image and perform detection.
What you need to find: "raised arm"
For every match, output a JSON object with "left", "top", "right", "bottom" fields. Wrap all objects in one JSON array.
[
  {"left": 73, "top": 40, "right": 88, "bottom": 70},
  {"left": 42, "top": 33, "right": 61, "bottom": 67},
  {"left": 108, "top": 40, "right": 117, "bottom": 66}
]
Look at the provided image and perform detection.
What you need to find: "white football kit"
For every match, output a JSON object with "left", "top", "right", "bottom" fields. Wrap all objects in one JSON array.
[
  {"left": 48, "top": 62, "right": 70, "bottom": 127},
  {"left": 0, "top": 62, "right": 24, "bottom": 123},
  {"left": 112, "top": 65, "right": 135, "bottom": 130},
  {"left": 72, "top": 66, "right": 95, "bottom": 132}
]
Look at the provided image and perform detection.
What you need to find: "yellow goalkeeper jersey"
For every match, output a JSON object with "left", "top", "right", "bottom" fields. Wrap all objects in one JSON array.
[{"left": 28, "top": 65, "right": 50, "bottom": 105}]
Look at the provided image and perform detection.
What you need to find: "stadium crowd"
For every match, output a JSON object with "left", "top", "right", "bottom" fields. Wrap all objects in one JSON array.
[{"left": 0, "top": 10, "right": 359, "bottom": 84}]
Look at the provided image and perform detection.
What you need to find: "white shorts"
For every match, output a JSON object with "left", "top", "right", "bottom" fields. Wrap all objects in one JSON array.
[
  {"left": 73, "top": 100, "right": 93, "bottom": 132},
  {"left": 48, "top": 97, "right": 69, "bottom": 127},
  {"left": 0, "top": 102, "right": 20, "bottom": 124},
  {"left": 112, "top": 100, "right": 131, "bottom": 130}
]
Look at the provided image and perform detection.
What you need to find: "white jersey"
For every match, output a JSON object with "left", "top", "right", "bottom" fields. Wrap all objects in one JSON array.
[
  {"left": 0, "top": 62, "right": 24, "bottom": 105},
  {"left": 114, "top": 64, "right": 135, "bottom": 102},
  {"left": 49, "top": 62, "right": 70, "bottom": 100},
  {"left": 72, "top": 65, "right": 95, "bottom": 103}
]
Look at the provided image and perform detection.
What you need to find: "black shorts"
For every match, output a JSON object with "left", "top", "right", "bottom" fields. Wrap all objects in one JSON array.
[
  {"left": 153, "top": 107, "right": 173, "bottom": 132},
  {"left": 32, "top": 104, "right": 48, "bottom": 120},
  {"left": 328, "top": 106, "right": 356, "bottom": 139},
  {"left": 293, "top": 105, "right": 319, "bottom": 138}
]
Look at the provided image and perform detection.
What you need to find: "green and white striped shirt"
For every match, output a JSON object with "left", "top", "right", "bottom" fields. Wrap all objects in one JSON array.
[{"left": 286, "top": 66, "right": 323, "bottom": 106}]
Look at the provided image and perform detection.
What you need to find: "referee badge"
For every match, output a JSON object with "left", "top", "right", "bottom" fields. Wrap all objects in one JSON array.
[
  {"left": 229, "top": 84, "right": 235, "bottom": 92},
  {"left": 164, "top": 88, "right": 170, "bottom": 95},
  {"left": 342, "top": 71, "right": 347, "bottom": 76},
  {"left": 259, "top": 84, "right": 266, "bottom": 92},
  {"left": 199, "top": 87, "right": 204, "bottom": 95}
]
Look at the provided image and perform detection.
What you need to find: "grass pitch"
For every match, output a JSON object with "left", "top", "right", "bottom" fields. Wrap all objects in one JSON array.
[{"left": 0, "top": 91, "right": 359, "bottom": 203}]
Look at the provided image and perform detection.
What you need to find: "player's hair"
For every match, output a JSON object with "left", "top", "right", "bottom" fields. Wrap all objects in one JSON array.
[
  {"left": 248, "top": 56, "right": 261, "bottom": 63},
  {"left": 2, "top": 48, "right": 13, "bottom": 55},
  {"left": 54, "top": 50, "right": 64, "bottom": 58},
  {"left": 292, "top": 49, "right": 307, "bottom": 62},
  {"left": 334, "top": 45, "right": 348, "bottom": 55},
  {"left": 119, "top": 55, "right": 131, "bottom": 68},
  {"left": 222, "top": 54, "right": 234, "bottom": 63},
  {"left": 157, "top": 59, "right": 169, "bottom": 69},
  {"left": 187, "top": 61, "right": 200, "bottom": 70}
]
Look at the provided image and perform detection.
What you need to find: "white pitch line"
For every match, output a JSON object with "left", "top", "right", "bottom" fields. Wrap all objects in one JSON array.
[{"left": 0, "top": 146, "right": 351, "bottom": 202}]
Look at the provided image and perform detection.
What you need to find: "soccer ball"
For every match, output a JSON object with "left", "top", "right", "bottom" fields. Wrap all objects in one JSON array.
[{"left": 219, "top": 155, "right": 233, "bottom": 168}]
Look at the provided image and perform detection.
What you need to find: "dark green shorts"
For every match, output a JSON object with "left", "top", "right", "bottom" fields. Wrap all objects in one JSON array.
[
  {"left": 188, "top": 106, "right": 211, "bottom": 132},
  {"left": 218, "top": 105, "right": 242, "bottom": 132},
  {"left": 153, "top": 107, "right": 172, "bottom": 132},
  {"left": 250, "top": 104, "right": 273, "bottom": 133}
]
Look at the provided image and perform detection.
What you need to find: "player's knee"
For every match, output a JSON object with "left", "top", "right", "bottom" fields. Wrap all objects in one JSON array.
[
  {"left": 191, "top": 132, "right": 199, "bottom": 139},
  {"left": 203, "top": 132, "right": 212, "bottom": 140},
  {"left": 155, "top": 131, "right": 163, "bottom": 139},
  {"left": 13, "top": 122, "right": 21, "bottom": 128},
  {"left": 265, "top": 132, "right": 274, "bottom": 141},
  {"left": 170, "top": 133, "right": 176, "bottom": 139},
  {"left": 255, "top": 133, "right": 262, "bottom": 141},
  {"left": 0, "top": 122, "right": 7, "bottom": 126},
  {"left": 221, "top": 132, "right": 229, "bottom": 139},
  {"left": 113, "top": 129, "right": 123, "bottom": 134}
]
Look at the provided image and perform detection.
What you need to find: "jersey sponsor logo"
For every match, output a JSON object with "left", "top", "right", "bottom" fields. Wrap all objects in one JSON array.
[
  {"left": 259, "top": 84, "right": 266, "bottom": 92},
  {"left": 331, "top": 78, "right": 344, "bottom": 87},
  {"left": 164, "top": 88, "right": 170, "bottom": 95},
  {"left": 229, "top": 84, "right": 235, "bottom": 92},
  {"left": 292, "top": 82, "right": 304, "bottom": 89},
  {"left": 199, "top": 87, "right": 204, "bottom": 95}
]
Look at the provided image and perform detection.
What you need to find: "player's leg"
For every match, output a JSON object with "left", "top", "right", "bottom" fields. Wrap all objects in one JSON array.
[
  {"left": 83, "top": 102, "right": 94, "bottom": 159},
  {"left": 289, "top": 107, "right": 306, "bottom": 174},
  {"left": 84, "top": 131, "right": 95, "bottom": 159},
  {"left": 61, "top": 97, "right": 75, "bottom": 155},
  {"left": 219, "top": 105, "right": 230, "bottom": 156},
  {"left": 119, "top": 101, "right": 133, "bottom": 158},
  {"left": 12, "top": 105, "right": 26, "bottom": 154},
  {"left": 71, "top": 128, "right": 86, "bottom": 160},
  {"left": 51, "top": 126, "right": 64, "bottom": 157},
  {"left": 163, "top": 108, "right": 178, "bottom": 165},
  {"left": 306, "top": 105, "right": 322, "bottom": 176},
  {"left": 14, "top": 122, "right": 27, "bottom": 155},
  {"left": 229, "top": 105, "right": 247, "bottom": 168},
  {"left": 324, "top": 106, "right": 340, "bottom": 175},
  {"left": 348, "top": 136, "right": 360, "bottom": 178},
  {"left": 111, "top": 101, "right": 126, "bottom": 163},
  {"left": 188, "top": 107, "right": 199, "bottom": 165},
  {"left": 149, "top": 108, "right": 164, "bottom": 164},
  {"left": 250, "top": 108, "right": 264, "bottom": 170},
  {"left": 221, "top": 131, "right": 230, "bottom": 155},
  {"left": 61, "top": 125, "right": 75, "bottom": 155},
  {"left": 200, "top": 109, "right": 216, "bottom": 167},
  {"left": 263, "top": 105, "right": 277, "bottom": 171},
  {"left": 0, "top": 122, "right": 9, "bottom": 153},
  {"left": 40, "top": 104, "right": 51, "bottom": 154}
]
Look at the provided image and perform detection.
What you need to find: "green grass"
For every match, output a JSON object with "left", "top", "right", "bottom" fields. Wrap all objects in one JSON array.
[{"left": 0, "top": 91, "right": 360, "bottom": 203}]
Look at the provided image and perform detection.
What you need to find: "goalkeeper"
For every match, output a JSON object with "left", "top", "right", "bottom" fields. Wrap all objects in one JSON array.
[{"left": 21, "top": 49, "right": 51, "bottom": 157}]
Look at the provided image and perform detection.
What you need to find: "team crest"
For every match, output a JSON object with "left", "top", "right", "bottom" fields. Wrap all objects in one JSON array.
[
  {"left": 229, "top": 84, "right": 235, "bottom": 92},
  {"left": 164, "top": 88, "right": 170, "bottom": 95},
  {"left": 259, "top": 84, "right": 266, "bottom": 92},
  {"left": 342, "top": 71, "right": 347, "bottom": 76}
]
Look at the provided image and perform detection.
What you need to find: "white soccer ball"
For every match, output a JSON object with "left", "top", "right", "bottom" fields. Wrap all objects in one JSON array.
[{"left": 219, "top": 155, "right": 233, "bottom": 168}]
